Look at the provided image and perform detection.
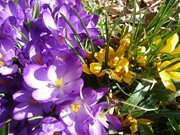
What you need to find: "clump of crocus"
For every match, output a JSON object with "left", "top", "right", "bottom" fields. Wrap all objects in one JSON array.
[
  {"left": 83, "top": 34, "right": 135, "bottom": 85},
  {"left": 0, "top": 0, "right": 122, "bottom": 135}
]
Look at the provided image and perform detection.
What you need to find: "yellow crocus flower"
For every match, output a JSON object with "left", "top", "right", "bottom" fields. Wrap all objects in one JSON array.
[
  {"left": 123, "top": 115, "right": 153, "bottom": 135},
  {"left": 160, "top": 33, "right": 179, "bottom": 53},
  {"left": 83, "top": 34, "right": 135, "bottom": 84},
  {"left": 83, "top": 63, "right": 104, "bottom": 77},
  {"left": 157, "top": 33, "right": 180, "bottom": 91},
  {"left": 158, "top": 58, "right": 180, "bottom": 91}
]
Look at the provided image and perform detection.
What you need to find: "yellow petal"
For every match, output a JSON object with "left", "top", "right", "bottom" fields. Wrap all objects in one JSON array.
[
  {"left": 82, "top": 64, "right": 91, "bottom": 74},
  {"left": 158, "top": 58, "right": 180, "bottom": 71},
  {"left": 123, "top": 71, "right": 135, "bottom": 85},
  {"left": 160, "top": 33, "right": 179, "bottom": 53},
  {"left": 108, "top": 47, "right": 116, "bottom": 59},
  {"left": 127, "top": 115, "right": 138, "bottom": 134},
  {"left": 89, "top": 62, "right": 102, "bottom": 75},
  {"left": 153, "top": 36, "right": 162, "bottom": 45},
  {"left": 171, "top": 46, "right": 180, "bottom": 55},
  {"left": 86, "top": 51, "right": 93, "bottom": 59},
  {"left": 109, "top": 56, "right": 120, "bottom": 68},
  {"left": 159, "top": 71, "right": 176, "bottom": 91},
  {"left": 168, "top": 71, "right": 180, "bottom": 80},
  {"left": 94, "top": 47, "right": 115, "bottom": 64},
  {"left": 108, "top": 70, "right": 122, "bottom": 81},
  {"left": 94, "top": 49, "right": 105, "bottom": 64},
  {"left": 165, "top": 62, "right": 180, "bottom": 71},
  {"left": 158, "top": 61, "right": 171, "bottom": 71},
  {"left": 116, "top": 35, "right": 130, "bottom": 57},
  {"left": 115, "top": 58, "right": 129, "bottom": 72}
]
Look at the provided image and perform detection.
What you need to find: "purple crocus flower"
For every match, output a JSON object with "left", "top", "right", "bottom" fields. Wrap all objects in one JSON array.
[
  {"left": 0, "top": 43, "right": 17, "bottom": 75},
  {"left": 13, "top": 86, "right": 52, "bottom": 120},
  {"left": 41, "top": 0, "right": 100, "bottom": 47},
  {"left": 0, "top": 1, "right": 24, "bottom": 29},
  {"left": 33, "top": 117, "right": 65, "bottom": 135},
  {"left": 23, "top": 53, "right": 83, "bottom": 103},
  {"left": 0, "top": 7, "right": 22, "bottom": 75},
  {"left": 58, "top": 87, "right": 121, "bottom": 135},
  {"left": 43, "top": 5, "right": 99, "bottom": 37},
  {"left": 0, "top": 1, "right": 115, "bottom": 135}
]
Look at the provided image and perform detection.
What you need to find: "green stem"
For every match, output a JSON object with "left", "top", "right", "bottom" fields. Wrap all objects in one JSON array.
[
  {"left": 104, "top": 15, "right": 109, "bottom": 67},
  {"left": 71, "top": 7, "right": 95, "bottom": 53},
  {"left": 60, "top": 13, "right": 84, "bottom": 50}
]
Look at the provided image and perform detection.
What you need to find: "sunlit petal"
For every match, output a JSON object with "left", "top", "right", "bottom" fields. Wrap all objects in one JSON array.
[
  {"left": 168, "top": 71, "right": 180, "bottom": 80},
  {"left": 159, "top": 71, "right": 176, "bottom": 91},
  {"left": 160, "top": 33, "right": 179, "bottom": 53}
]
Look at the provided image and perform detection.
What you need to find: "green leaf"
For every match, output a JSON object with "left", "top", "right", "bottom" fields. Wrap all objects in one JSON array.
[
  {"left": 144, "top": 109, "right": 180, "bottom": 119},
  {"left": 0, "top": 125, "right": 7, "bottom": 135},
  {"left": 121, "top": 82, "right": 151, "bottom": 113},
  {"left": 139, "top": 124, "right": 154, "bottom": 135},
  {"left": 168, "top": 117, "right": 180, "bottom": 133},
  {"left": 32, "top": 1, "right": 39, "bottom": 19}
]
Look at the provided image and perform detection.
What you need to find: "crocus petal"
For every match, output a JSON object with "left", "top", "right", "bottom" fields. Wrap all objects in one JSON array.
[
  {"left": 13, "top": 104, "right": 42, "bottom": 120},
  {"left": 159, "top": 71, "right": 176, "bottom": 91},
  {"left": 168, "top": 71, "right": 180, "bottom": 80},
  {"left": 165, "top": 62, "right": 180, "bottom": 71},
  {"left": 83, "top": 87, "right": 108, "bottom": 105},
  {"left": 32, "top": 87, "right": 54, "bottom": 101},
  {"left": 106, "top": 114, "right": 122, "bottom": 130},
  {"left": 89, "top": 62, "right": 102, "bottom": 75},
  {"left": 89, "top": 120, "right": 106, "bottom": 135},
  {"left": 23, "top": 64, "right": 48, "bottom": 89},
  {"left": 62, "top": 79, "right": 83, "bottom": 95},
  {"left": 13, "top": 104, "right": 29, "bottom": 120},
  {"left": 43, "top": 11, "right": 57, "bottom": 30},
  {"left": 60, "top": 108, "right": 73, "bottom": 126},
  {"left": 158, "top": 58, "right": 180, "bottom": 71},
  {"left": 13, "top": 90, "right": 31, "bottom": 102},
  {"left": 59, "top": 5, "right": 69, "bottom": 19},
  {"left": 47, "top": 65, "right": 57, "bottom": 82},
  {"left": 64, "top": 66, "right": 82, "bottom": 82},
  {"left": 171, "top": 47, "right": 180, "bottom": 55},
  {"left": 0, "top": 65, "right": 18, "bottom": 75},
  {"left": 160, "top": 33, "right": 179, "bottom": 53}
]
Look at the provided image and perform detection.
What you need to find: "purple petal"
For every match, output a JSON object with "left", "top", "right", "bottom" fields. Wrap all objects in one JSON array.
[
  {"left": 89, "top": 120, "right": 107, "bottom": 135},
  {"left": 59, "top": 5, "right": 70, "bottom": 19},
  {"left": 23, "top": 64, "right": 48, "bottom": 89},
  {"left": 47, "top": 65, "right": 57, "bottom": 82},
  {"left": 0, "top": 65, "right": 18, "bottom": 75},
  {"left": 32, "top": 87, "right": 54, "bottom": 101},
  {"left": 13, "top": 104, "right": 42, "bottom": 120},
  {"left": 13, "top": 90, "right": 31, "bottom": 102},
  {"left": 43, "top": 10, "right": 57, "bottom": 30},
  {"left": 62, "top": 79, "right": 83, "bottom": 95},
  {"left": 107, "top": 114, "right": 122, "bottom": 130}
]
